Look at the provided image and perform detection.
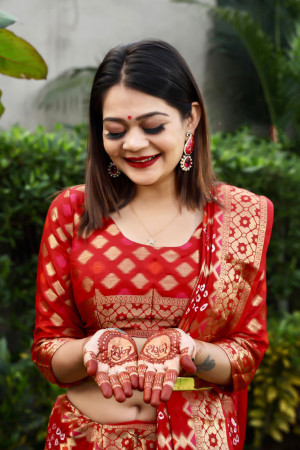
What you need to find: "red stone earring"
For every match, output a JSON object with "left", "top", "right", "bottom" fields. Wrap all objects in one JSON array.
[
  {"left": 180, "top": 132, "right": 194, "bottom": 172},
  {"left": 108, "top": 161, "right": 121, "bottom": 178}
]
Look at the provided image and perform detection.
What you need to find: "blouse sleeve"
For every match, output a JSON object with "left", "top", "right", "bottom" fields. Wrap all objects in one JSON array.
[
  {"left": 213, "top": 196, "right": 274, "bottom": 392},
  {"left": 213, "top": 269, "right": 268, "bottom": 391},
  {"left": 31, "top": 189, "right": 86, "bottom": 386}
]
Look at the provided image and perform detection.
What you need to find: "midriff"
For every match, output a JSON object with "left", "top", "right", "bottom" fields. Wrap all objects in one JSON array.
[{"left": 67, "top": 377, "right": 156, "bottom": 424}]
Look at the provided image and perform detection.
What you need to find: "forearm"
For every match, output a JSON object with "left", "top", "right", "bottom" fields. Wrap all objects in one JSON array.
[
  {"left": 51, "top": 337, "right": 89, "bottom": 384},
  {"left": 194, "top": 340, "right": 232, "bottom": 386}
]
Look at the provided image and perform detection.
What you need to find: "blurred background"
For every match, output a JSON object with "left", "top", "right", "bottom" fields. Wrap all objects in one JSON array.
[{"left": 0, "top": 0, "right": 299, "bottom": 448}]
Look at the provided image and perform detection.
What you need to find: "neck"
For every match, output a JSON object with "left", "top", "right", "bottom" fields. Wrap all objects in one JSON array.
[{"left": 134, "top": 178, "right": 178, "bottom": 209}]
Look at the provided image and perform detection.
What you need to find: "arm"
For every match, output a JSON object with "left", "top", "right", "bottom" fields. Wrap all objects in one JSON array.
[
  {"left": 194, "top": 340, "right": 232, "bottom": 386},
  {"left": 212, "top": 271, "right": 269, "bottom": 391},
  {"left": 51, "top": 337, "right": 88, "bottom": 384},
  {"left": 31, "top": 189, "right": 86, "bottom": 386}
]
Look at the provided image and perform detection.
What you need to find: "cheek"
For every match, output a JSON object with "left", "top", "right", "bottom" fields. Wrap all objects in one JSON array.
[{"left": 103, "top": 140, "right": 121, "bottom": 158}]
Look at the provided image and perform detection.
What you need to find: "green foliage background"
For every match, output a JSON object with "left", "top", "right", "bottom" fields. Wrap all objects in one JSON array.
[{"left": 0, "top": 125, "right": 299, "bottom": 449}]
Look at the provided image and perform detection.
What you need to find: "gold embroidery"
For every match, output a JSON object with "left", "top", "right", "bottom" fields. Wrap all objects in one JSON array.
[
  {"left": 190, "top": 251, "right": 199, "bottom": 264},
  {"left": 48, "top": 234, "right": 59, "bottom": 249},
  {"left": 133, "top": 247, "right": 150, "bottom": 260},
  {"left": 101, "top": 273, "right": 120, "bottom": 289},
  {"left": 51, "top": 207, "right": 58, "bottom": 222},
  {"left": 117, "top": 258, "right": 135, "bottom": 274},
  {"left": 56, "top": 227, "right": 67, "bottom": 242},
  {"left": 50, "top": 313, "right": 63, "bottom": 326},
  {"left": 213, "top": 185, "right": 268, "bottom": 333},
  {"left": 73, "top": 213, "right": 80, "bottom": 226},
  {"left": 159, "top": 275, "right": 178, "bottom": 291},
  {"left": 183, "top": 391, "right": 229, "bottom": 449},
  {"left": 91, "top": 235, "right": 108, "bottom": 249},
  {"left": 45, "top": 288, "right": 58, "bottom": 302},
  {"left": 176, "top": 262, "right": 193, "bottom": 277},
  {"left": 247, "top": 318, "right": 262, "bottom": 333},
  {"left": 77, "top": 250, "right": 93, "bottom": 265},
  {"left": 161, "top": 249, "right": 179, "bottom": 263},
  {"left": 45, "top": 262, "right": 55, "bottom": 277},
  {"left": 131, "top": 273, "right": 148, "bottom": 289},
  {"left": 104, "top": 246, "right": 121, "bottom": 261},
  {"left": 82, "top": 276, "right": 94, "bottom": 292},
  {"left": 52, "top": 280, "right": 65, "bottom": 296},
  {"left": 106, "top": 223, "right": 119, "bottom": 236},
  {"left": 92, "top": 290, "right": 189, "bottom": 331},
  {"left": 65, "top": 222, "right": 73, "bottom": 237}
]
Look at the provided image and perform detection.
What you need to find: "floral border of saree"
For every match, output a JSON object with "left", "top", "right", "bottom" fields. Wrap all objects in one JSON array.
[{"left": 156, "top": 184, "right": 274, "bottom": 450}]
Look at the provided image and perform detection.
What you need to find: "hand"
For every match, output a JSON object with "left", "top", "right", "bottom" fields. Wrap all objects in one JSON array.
[
  {"left": 138, "top": 329, "right": 196, "bottom": 406},
  {"left": 83, "top": 329, "right": 138, "bottom": 402}
]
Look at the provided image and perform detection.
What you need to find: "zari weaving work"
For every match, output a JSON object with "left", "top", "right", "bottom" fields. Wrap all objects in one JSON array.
[
  {"left": 32, "top": 184, "right": 273, "bottom": 449},
  {"left": 46, "top": 394, "right": 156, "bottom": 449}
]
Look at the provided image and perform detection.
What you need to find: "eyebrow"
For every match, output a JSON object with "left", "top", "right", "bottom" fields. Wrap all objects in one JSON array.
[{"left": 103, "top": 112, "right": 169, "bottom": 123}]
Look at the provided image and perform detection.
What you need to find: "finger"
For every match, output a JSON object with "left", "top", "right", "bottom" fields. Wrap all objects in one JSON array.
[
  {"left": 150, "top": 372, "right": 165, "bottom": 407},
  {"left": 138, "top": 364, "right": 147, "bottom": 390},
  {"left": 143, "top": 371, "right": 156, "bottom": 403},
  {"left": 118, "top": 371, "right": 133, "bottom": 398},
  {"left": 127, "top": 365, "right": 139, "bottom": 390},
  {"left": 83, "top": 349, "right": 98, "bottom": 376},
  {"left": 95, "top": 371, "right": 112, "bottom": 399},
  {"left": 109, "top": 374, "right": 126, "bottom": 402},
  {"left": 180, "top": 354, "right": 197, "bottom": 374},
  {"left": 85, "top": 358, "right": 98, "bottom": 376},
  {"left": 161, "top": 369, "right": 178, "bottom": 402}
]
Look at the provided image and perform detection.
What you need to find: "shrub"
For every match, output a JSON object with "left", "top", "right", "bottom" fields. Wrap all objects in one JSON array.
[
  {"left": 0, "top": 124, "right": 86, "bottom": 357},
  {"left": 0, "top": 337, "right": 63, "bottom": 448},
  {"left": 247, "top": 312, "right": 300, "bottom": 448}
]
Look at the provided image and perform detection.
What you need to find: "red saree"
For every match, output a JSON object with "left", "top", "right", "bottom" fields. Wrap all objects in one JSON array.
[
  {"left": 32, "top": 183, "right": 273, "bottom": 449},
  {"left": 156, "top": 184, "right": 273, "bottom": 449}
]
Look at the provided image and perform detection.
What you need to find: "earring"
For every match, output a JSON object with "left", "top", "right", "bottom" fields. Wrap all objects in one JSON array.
[
  {"left": 180, "top": 132, "right": 194, "bottom": 172},
  {"left": 108, "top": 161, "right": 121, "bottom": 178}
]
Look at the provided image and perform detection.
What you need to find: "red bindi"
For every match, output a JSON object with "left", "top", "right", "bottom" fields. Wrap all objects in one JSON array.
[{"left": 128, "top": 116, "right": 132, "bottom": 120}]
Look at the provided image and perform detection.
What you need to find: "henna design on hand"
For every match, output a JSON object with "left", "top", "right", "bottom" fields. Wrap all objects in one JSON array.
[
  {"left": 138, "top": 329, "right": 196, "bottom": 406},
  {"left": 83, "top": 329, "right": 138, "bottom": 402}
]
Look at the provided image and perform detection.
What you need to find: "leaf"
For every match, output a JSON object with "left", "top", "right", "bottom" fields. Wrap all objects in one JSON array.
[
  {"left": 209, "top": 6, "right": 279, "bottom": 125},
  {"left": 0, "top": 89, "right": 4, "bottom": 116},
  {"left": 0, "top": 10, "right": 17, "bottom": 29},
  {"left": 0, "top": 29, "right": 47, "bottom": 79},
  {"left": 267, "top": 386, "right": 277, "bottom": 403},
  {"left": 269, "top": 427, "right": 283, "bottom": 442}
]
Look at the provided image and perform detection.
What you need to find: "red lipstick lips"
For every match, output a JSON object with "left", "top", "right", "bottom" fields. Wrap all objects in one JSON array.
[{"left": 124, "top": 154, "right": 161, "bottom": 168}]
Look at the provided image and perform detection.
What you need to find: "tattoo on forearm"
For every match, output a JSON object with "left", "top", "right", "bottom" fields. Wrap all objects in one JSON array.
[{"left": 195, "top": 355, "right": 215, "bottom": 372}]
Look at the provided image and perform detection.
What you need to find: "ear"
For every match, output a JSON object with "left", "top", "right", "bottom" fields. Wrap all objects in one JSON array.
[{"left": 186, "top": 102, "right": 201, "bottom": 134}]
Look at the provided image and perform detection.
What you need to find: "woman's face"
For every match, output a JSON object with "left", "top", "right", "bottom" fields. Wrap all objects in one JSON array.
[{"left": 102, "top": 84, "right": 199, "bottom": 189}]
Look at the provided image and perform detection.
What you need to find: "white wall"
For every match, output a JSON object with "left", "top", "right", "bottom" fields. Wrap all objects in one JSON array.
[{"left": 0, "top": 0, "right": 216, "bottom": 130}]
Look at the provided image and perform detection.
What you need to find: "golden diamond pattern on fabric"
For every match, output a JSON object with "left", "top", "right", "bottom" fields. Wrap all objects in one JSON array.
[{"left": 69, "top": 216, "right": 202, "bottom": 335}]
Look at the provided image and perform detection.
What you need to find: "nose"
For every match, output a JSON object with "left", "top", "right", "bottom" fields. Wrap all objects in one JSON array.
[{"left": 123, "top": 127, "right": 148, "bottom": 152}]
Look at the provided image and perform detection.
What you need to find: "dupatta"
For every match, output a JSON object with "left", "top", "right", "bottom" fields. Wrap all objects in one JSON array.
[{"left": 156, "top": 184, "right": 273, "bottom": 449}]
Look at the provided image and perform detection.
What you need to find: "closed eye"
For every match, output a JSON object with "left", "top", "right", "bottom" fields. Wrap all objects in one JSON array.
[
  {"left": 143, "top": 124, "right": 165, "bottom": 134},
  {"left": 105, "top": 124, "right": 165, "bottom": 140},
  {"left": 105, "top": 131, "right": 126, "bottom": 140}
]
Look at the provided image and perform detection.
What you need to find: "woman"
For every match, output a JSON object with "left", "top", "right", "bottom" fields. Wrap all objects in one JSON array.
[{"left": 32, "top": 39, "right": 273, "bottom": 449}]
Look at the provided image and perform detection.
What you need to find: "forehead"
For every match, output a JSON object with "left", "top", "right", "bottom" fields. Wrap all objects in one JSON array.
[{"left": 102, "top": 84, "right": 175, "bottom": 118}]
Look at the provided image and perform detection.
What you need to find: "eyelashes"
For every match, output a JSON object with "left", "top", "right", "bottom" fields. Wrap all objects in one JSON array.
[
  {"left": 106, "top": 131, "right": 126, "bottom": 140},
  {"left": 144, "top": 124, "right": 165, "bottom": 135},
  {"left": 105, "top": 124, "right": 165, "bottom": 140}
]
